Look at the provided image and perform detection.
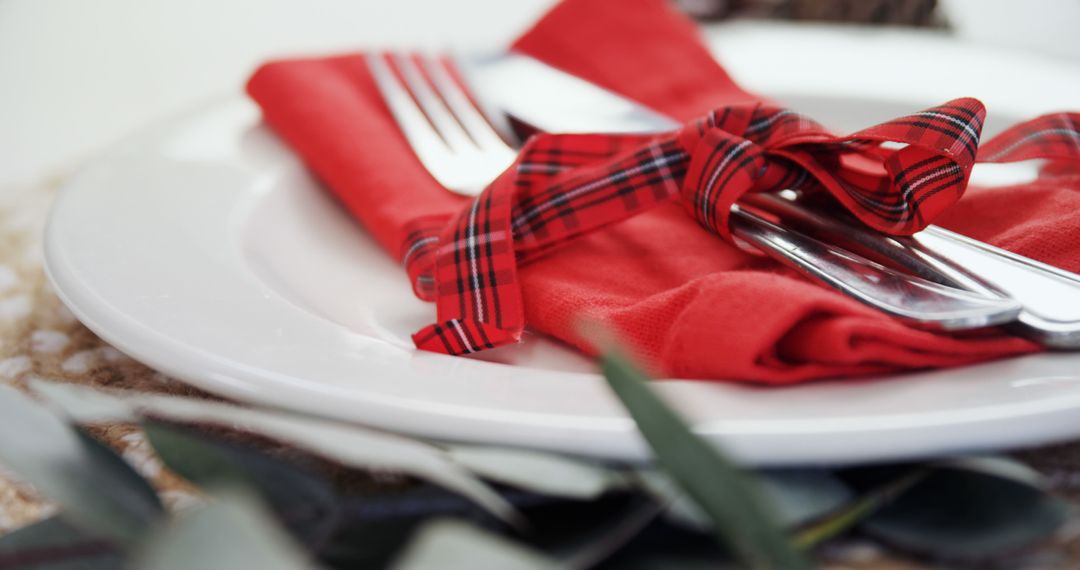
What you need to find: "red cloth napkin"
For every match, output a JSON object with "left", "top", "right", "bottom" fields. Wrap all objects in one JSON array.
[{"left": 247, "top": 0, "right": 1079, "bottom": 384}]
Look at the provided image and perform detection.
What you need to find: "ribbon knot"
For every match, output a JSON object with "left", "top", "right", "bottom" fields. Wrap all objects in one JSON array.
[
  {"left": 675, "top": 106, "right": 771, "bottom": 244},
  {"left": 673, "top": 101, "right": 988, "bottom": 245},
  {"left": 399, "top": 101, "right": 1080, "bottom": 356}
]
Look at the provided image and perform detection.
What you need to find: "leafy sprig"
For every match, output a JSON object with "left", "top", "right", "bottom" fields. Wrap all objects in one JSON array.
[{"left": 0, "top": 352, "right": 1067, "bottom": 569}]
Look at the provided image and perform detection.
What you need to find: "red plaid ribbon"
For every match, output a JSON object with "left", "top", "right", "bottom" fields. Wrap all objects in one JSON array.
[{"left": 401, "top": 101, "right": 1080, "bottom": 355}]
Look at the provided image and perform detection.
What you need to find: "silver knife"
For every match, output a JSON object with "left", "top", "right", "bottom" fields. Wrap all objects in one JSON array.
[{"left": 459, "top": 52, "right": 1080, "bottom": 348}]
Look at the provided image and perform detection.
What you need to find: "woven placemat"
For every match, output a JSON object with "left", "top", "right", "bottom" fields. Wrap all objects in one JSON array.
[{"left": 3, "top": 178, "right": 1080, "bottom": 569}]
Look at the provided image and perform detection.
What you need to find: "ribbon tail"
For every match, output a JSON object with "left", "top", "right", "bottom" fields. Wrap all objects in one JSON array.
[
  {"left": 977, "top": 112, "right": 1080, "bottom": 164},
  {"left": 412, "top": 319, "right": 522, "bottom": 355}
]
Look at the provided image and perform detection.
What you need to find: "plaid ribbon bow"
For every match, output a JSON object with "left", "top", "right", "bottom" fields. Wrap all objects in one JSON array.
[{"left": 400, "top": 100, "right": 1080, "bottom": 356}]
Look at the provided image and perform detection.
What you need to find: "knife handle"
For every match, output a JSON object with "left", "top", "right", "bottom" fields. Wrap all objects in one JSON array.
[
  {"left": 741, "top": 192, "right": 1080, "bottom": 348},
  {"left": 728, "top": 206, "right": 1021, "bottom": 331}
]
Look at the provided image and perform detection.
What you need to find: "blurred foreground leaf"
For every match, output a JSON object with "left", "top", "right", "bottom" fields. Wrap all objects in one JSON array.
[
  {"left": 28, "top": 380, "right": 518, "bottom": 525},
  {"left": 0, "top": 516, "right": 122, "bottom": 569},
  {"left": 760, "top": 470, "right": 854, "bottom": 529},
  {"left": 25, "top": 374, "right": 1062, "bottom": 567},
  {"left": 29, "top": 379, "right": 137, "bottom": 425},
  {"left": 552, "top": 497, "right": 665, "bottom": 569},
  {"left": 141, "top": 421, "right": 341, "bottom": 549},
  {"left": 319, "top": 486, "right": 474, "bottom": 569},
  {"left": 391, "top": 520, "right": 555, "bottom": 570},
  {"left": 134, "top": 489, "right": 320, "bottom": 570},
  {"left": 0, "top": 385, "right": 162, "bottom": 545},
  {"left": 937, "top": 455, "right": 1046, "bottom": 487},
  {"left": 599, "top": 353, "right": 808, "bottom": 570},
  {"left": 859, "top": 458, "right": 1067, "bottom": 560},
  {"left": 446, "top": 446, "right": 627, "bottom": 501},
  {"left": 641, "top": 469, "right": 852, "bottom": 533},
  {"left": 793, "top": 468, "right": 926, "bottom": 549}
]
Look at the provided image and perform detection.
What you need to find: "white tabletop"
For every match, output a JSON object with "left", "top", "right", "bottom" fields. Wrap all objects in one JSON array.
[{"left": 0, "top": 0, "right": 555, "bottom": 191}]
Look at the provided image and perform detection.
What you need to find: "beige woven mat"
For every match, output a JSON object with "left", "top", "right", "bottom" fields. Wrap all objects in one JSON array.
[{"left": 3, "top": 178, "right": 1080, "bottom": 569}]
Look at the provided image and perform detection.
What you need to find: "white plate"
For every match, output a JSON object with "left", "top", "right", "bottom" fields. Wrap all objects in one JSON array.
[{"left": 44, "top": 25, "right": 1080, "bottom": 466}]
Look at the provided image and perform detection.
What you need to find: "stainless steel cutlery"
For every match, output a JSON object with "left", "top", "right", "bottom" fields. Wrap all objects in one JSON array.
[
  {"left": 368, "top": 51, "right": 1080, "bottom": 345},
  {"left": 742, "top": 192, "right": 1080, "bottom": 347}
]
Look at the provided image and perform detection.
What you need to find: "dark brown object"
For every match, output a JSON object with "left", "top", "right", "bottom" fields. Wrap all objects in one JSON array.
[{"left": 677, "top": 0, "right": 943, "bottom": 27}]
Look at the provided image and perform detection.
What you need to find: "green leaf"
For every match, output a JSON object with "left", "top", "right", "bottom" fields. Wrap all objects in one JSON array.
[
  {"left": 0, "top": 516, "right": 123, "bottom": 569},
  {"left": 319, "top": 487, "right": 462, "bottom": 569},
  {"left": 599, "top": 352, "right": 808, "bottom": 570},
  {"left": 29, "top": 378, "right": 136, "bottom": 424},
  {"left": 859, "top": 461, "right": 1067, "bottom": 560},
  {"left": 759, "top": 470, "right": 853, "bottom": 529},
  {"left": 640, "top": 469, "right": 852, "bottom": 532},
  {"left": 141, "top": 421, "right": 341, "bottom": 549},
  {"left": 332, "top": 485, "right": 655, "bottom": 568},
  {"left": 390, "top": 520, "right": 556, "bottom": 570},
  {"left": 635, "top": 470, "right": 710, "bottom": 531},
  {"left": 445, "top": 446, "right": 627, "bottom": 500},
  {"left": 936, "top": 455, "right": 1046, "bottom": 488},
  {"left": 134, "top": 488, "right": 320, "bottom": 570},
  {"left": 574, "top": 506, "right": 729, "bottom": 569},
  {"left": 793, "top": 468, "right": 926, "bottom": 549},
  {"left": 27, "top": 380, "right": 519, "bottom": 526},
  {"left": 320, "top": 482, "right": 562, "bottom": 569},
  {"left": 553, "top": 498, "right": 665, "bottom": 569},
  {"left": 0, "top": 385, "right": 162, "bottom": 545}
]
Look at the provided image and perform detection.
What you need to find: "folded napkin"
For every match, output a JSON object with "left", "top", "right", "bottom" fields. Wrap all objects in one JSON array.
[{"left": 248, "top": 0, "right": 1080, "bottom": 384}]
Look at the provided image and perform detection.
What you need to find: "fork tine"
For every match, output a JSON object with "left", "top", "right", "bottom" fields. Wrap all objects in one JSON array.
[
  {"left": 391, "top": 52, "right": 476, "bottom": 154},
  {"left": 447, "top": 52, "right": 522, "bottom": 148},
  {"left": 420, "top": 54, "right": 515, "bottom": 153},
  {"left": 368, "top": 51, "right": 517, "bottom": 196},
  {"left": 365, "top": 52, "right": 457, "bottom": 167}
]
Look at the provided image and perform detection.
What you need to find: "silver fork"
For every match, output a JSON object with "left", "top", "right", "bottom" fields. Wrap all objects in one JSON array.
[
  {"left": 365, "top": 51, "right": 1022, "bottom": 331},
  {"left": 366, "top": 53, "right": 516, "bottom": 195}
]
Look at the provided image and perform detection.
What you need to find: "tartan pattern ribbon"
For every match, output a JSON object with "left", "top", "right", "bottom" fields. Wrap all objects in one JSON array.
[{"left": 400, "top": 101, "right": 1080, "bottom": 355}]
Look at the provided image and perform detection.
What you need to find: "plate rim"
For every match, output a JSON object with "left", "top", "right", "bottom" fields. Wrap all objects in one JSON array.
[{"left": 42, "top": 27, "right": 1080, "bottom": 465}]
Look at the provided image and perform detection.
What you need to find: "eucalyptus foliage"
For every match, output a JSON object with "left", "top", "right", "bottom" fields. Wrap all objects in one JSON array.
[{"left": 0, "top": 362, "right": 1065, "bottom": 569}]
